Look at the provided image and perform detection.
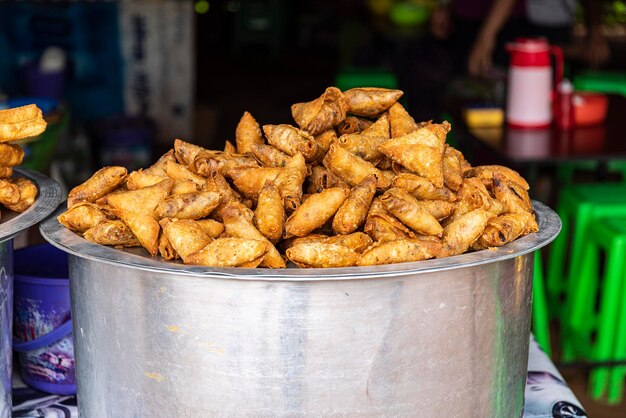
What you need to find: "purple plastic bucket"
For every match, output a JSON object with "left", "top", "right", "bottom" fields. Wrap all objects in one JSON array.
[{"left": 12, "top": 244, "right": 75, "bottom": 395}]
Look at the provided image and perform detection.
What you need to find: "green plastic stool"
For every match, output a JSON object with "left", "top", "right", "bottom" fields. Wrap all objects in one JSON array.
[
  {"left": 335, "top": 68, "right": 399, "bottom": 92},
  {"left": 546, "top": 184, "right": 626, "bottom": 324},
  {"left": 555, "top": 161, "right": 599, "bottom": 184},
  {"left": 532, "top": 251, "right": 551, "bottom": 357},
  {"left": 608, "top": 261, "right": 626, "bottom": 404},
  {"left": 562, "top": 217, "right": 626, "bottom": 403}
]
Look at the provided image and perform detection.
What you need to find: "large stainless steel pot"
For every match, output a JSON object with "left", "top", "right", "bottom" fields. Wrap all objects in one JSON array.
[
  {"left": 40, "top": 201, "right": 560, "bottom": 418},
  {"left": 0, "top": 169, "right": 62, "bottom": 418}
]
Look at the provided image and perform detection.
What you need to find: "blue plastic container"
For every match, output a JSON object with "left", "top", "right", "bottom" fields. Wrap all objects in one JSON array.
[{"left": 12, "top": 244, "right": 75, "bottom": 395}]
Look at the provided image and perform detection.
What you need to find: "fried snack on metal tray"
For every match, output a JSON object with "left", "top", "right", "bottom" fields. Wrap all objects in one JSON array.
[
  {"left": 145, "top": 150, "right": 176, "bottom": 176},
  {"left": 0, "top": 179, "right": 20, "bottom": 206},
  {"left": 154, "top": 190, "right": 221, "bottom": 220},
  {"left": 250, "top": 144, "right": 290, "bottom": 168},
  {"left": 440, "top": 209, "right": 495, "bottom": 257},
  {"left": 160, "top": 218, "right": 213, "bottom": 262},
  {"left": 388, "top": 102, "right": 419, "bottom": 138},
  {"left": 332, "top": 174, "right": 377, "bottom": 235},
  {"left": 222, "top": 202, "right": 286, "bottom": 268},
  {"left": 285, "top": 187, "right": 350, "bottom": 238},
  {"left": 364, "top": 197, "right": 415, "bottom": 242},
  {"left": 305, "top": 165, "right": 350, "bottom": 194},
  {"left": 343, "top": 87, "right": 403, "bottom": 118},
  {"left": 418, "top": 199, "right": 456, "bottom": 221},
  {"left": 380, "top": 187, "right": 443, "bottom": 236},
  {"left": 57, "top": 203, "right": 106, "bottom": 233},
  {"left": 469, "top": 165, "right": 530, "bottom": 190},
  {"left": 378, "top": 121, "right": 449, "bottom": 188},
  {"left": 282, "top": 232, "right": 373, "bottom": 254},
  {"left": 197, "top": 219, "right": 225, "bottom": 238},
  {"left": 171, "top": 179, "right": 200, "bottom": 195},
  {"left": 202, "top": 171, "right": 244, "bottom": 222},
  {"left": 286, "top": 242, "right": 359, "bottom": 268},
  {"left": 83, "top": 220, "right": 141, "bottom": 248},
  {"left": 322, "top": 143, "right": 391, "bottom": 190},
  {"left": 336, "top": 116, "right": 373, "bottom": 135},
  {"left": 4, "top": 177, "right": 37, "bottom": 213},
  {"left": 0, "top": 144, "right": 25, "bottom": 166},
  {"left": 158, "top": 231, "right": 177, "bottom": 260},
  {"left": 357, "top": 237, "right": 442, "bottom": 266},
  {"left": 185, "top": 237, "right": 269, "bottom": 267},
  {"left": 313, "top": 129, "right": 338, "bottom": 155},
  {"left": 337, "top": 113, "right": 389, "bottom": 162},
  {"left": 472, "top": 212, "right": 535, "bottom": 250},
  {"left": 447, "top": 177, "right": 505, "bottom": 224},
  {"left": 274, "top": 153, "right": 307, "bottom": 212},
  {"left": 235, "top": 111, "right": 264, "bottom": 154},
  {"left": 0, "top": 104, "right": 47, "bottom": 142},
  {"left": 254, "top": 181, "right": 285, "bottom": 244},
  {"left": 291, "top": 87, "right": 349, "bottom": 135},
  {"left": 443, "top": 145, "right": 464, "bottom": 192},
  {"left": 192, "top": 150, "right": 259, "bottom": 177},
  {"left": 67, "top": 166, "right": 127, "bottom": 208},
  {"left": 224, "top": 140, "right": 237, "bottom": 153},
  {"left": 492, "top": 174, "right": 533, "bottom": 214},
  {"left": 0, "top": 167, "right": 12, "bottom": 178},
  {"left": 126, "top": 170, "right": 167, "bottom": 190},
  {"left": 165, "top": 161, "right": 206, "bottom": 188},
  {"left": 174, "top": 138, "right": 206, "bottom": 166},
  {"left": 392, "top": 173, "right": 456, "bottom": 202},
  {"left": 228, "top": 167, "right": 282, "bottom": 202},
  {"left": 262, "top": 124, "right": 319, "bottom": 162}
]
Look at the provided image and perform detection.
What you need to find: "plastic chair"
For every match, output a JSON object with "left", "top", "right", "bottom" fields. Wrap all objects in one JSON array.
[
  {"left": 532, "top": 251, "right": 551, "bottom": 357},
  {"left": 561, "top": 217, "right": 626, "bottom": 403}
]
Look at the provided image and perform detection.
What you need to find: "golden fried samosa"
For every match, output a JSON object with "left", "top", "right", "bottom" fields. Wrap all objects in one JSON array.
[
  {"left": 443, "top": 145, "right": 463, "bottom": 192},
  {"left": 392, "top": 173, "right": 456, "bottom": 201},
  {"left": 185, "top": 238, "right": 269, "bottom": 267},
  {"left": 0, "top": 179, "right": 21, "bottom": 206},
  {"left": 224, "top": 140, "right": 237, "bottom": 154},
  {"left": 250, "top": 143, "right": 290, "bottom": 168},
  {"left": 285, "top": 187, "right": 350, "bottom": 238},
  {"left": 0, "top": 167, "right": 12, "bottom": 178},
  {"left": 83, "top": 220, "right": 141, "bottom": 248},
  {"left": 447, "top": 177, "right": 505, "bottom": 224},
  {"left": 274, "top": 152, "right": 307, "bottom": 211},
  {"left": 440, "top": 209, "right": 494, "bottom": 257},
  {"left": 343, "top": 87, "right": 403, "bottom": 117},
  {"left": 364, "top": 197, "right": 415, "bottom": 242},
  {"left": 418, "top": 199, "right": 456, "bottom": 221},
  {"left": 378, "top": 121, "right": 449, "bottom": 188},
  {"left": 192, "top": 150, "right": 259, "bottom": 177},
  {"left": 154, "top": 190, "right": 221, "bottom": 220},
  {"left": 5, "top": 177, "right": 37, "bottom": 212},
  {"left": 0, "top": 144, "right": 24, "bottom": 166},
  {"left": 165, "top": 161, "right": 206, "bottom": 188},
  {"left": 313, "top": 129, "right": 338, "bottom": 155},
  {"left": 305, "top": 165, "right": 350, "bottom": 194},
  {"left": 228, "top": 166, "right": 282, "bottom": 202},
  {"left": 158, "top": 231, "right": 178, "bottom": 260},
  {"left": 322, "top": 143, "right": 391, "bottom": 190},
  {"left": 197, "top": 219, "right": 225, "bottom": 238},
  {"left": 118, "top": 212, "right": 161, "bottom": 256},
  {"left": 291, "top": 87, "right": 349, "bottom": 135},
  {"left": 492, "top": 174, "right": 533, "bottom": 214},
  {"left": 67, "top": 166, "right": 127, "bottom": 208},
  {"left": 337, "top": 113, "right": 389, "bottom": 162},
  {"left": 160, "top": 218, "right": 213, "bottom": 262},
  {"left": 171, "top": 179, "right": 200, "bottom": 195},
  {"left": 0, "top": 104, "right": 47, "bottom": 142},
  {"left": 469, "top": 165, "right": 529, "bottom": 190},
  {"left": 144, "top": 150, "right": 176, "bottom": 177},
  {"left": 357, "top": 237, "right": 442, "bottom": 266},
  {"left": 336, "top": 116, "right": 373, "bottom": 135},
  {"left": 332, "top": 174, "right": 377, "bottom": 235},
  {"left": 126, "top": 170, "right": 167, "bottom": 190},
  {"left": 472, "top": 211, "right": 536, "bottom": 250},
  {"left": 380, "top": 188, "right": 443, "bottom": 236},
  {"left": 254, "top": 181, "right": 285, "bottom": 244},
  {"left": 174, "top": 138, "right": 207, "bottom": 166},
  {"left": 57, "top": 203, "right": 106, "bottom": 233},
  {"left": 235, "top": 111, "right": 264, "bottom": 154},
  {"left": 262, "top": 124, "right": 319, "bottom": 162},
  {"left": 202, "top": 171, "right": 243, "bottom": 222},
  {"left": 388, "top": 102, "right": 419, "bottom": 138},
  {"left": 286, "top": 242, "right": 358, "bottom": 268}
]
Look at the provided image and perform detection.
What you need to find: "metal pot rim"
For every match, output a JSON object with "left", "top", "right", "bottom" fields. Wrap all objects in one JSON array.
[
  {"left": 0, "top": 168, "right": 62, "bottom": 244},
  {"left": 39, "top": 200, "right": 560, "bottom": 281}
]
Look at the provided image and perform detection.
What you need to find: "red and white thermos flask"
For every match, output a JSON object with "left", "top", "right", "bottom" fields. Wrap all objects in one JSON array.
[{"left": 506, "top": 38, "right": 563, "bottom": 128}]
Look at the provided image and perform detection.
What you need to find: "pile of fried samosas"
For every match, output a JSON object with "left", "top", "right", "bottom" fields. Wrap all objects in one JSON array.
[
  {"left": 0, "top": 104, "right": 46, "bottom": 216},
  {"left": 58, "top": 87, "right": 538, "bottom": 268}
]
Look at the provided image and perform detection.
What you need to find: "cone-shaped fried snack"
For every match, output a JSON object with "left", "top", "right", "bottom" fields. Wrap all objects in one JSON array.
[
  {"left": 282, "top": 232, "right": 373, "bottom": 254},
  {"left": 418, "top": 199, "right": 456, "bottom": 221},
  {"left": 0, "top": 179, "right": 21, "bottom": 206},
  {"left": 0, "top": 104, "right": 47, "bottom": 142},
  {"left": 228, "top": 167, "right": 282, "bottom": 202},
  {"left": 118, "top": 211, "right": 161, "bottom": 256},
  {"left": 332, "top": 174, "right": 377, "bottom": 235},
  {"left": 322, "top": 143, "right": 391, "bottom": 190},
  {"left": 224, "top": 140, "right": 237, "bottom": 153},
  {"left": 171, "top": 179, "right": 200, "bottom": 195},
  {"left": 197, "top": 219, "right": 225, "bottom": 238},
  {"left": 337, "top": 113, "right": 389, "bottom": 162},
  {"left": 291, "top": 87, "right": 349, "bottom": 135},
  {"left": 447, "top": 177, "right": 505, "bottom": 224},
  {"left": 381, "top": 188, "right": 443, "bottom": 236},
  {"left": 262, "top": 124, "right": 319, "bottom": 162},
  {"left": 313, "top": 129, "right": 338, "bottom": 156},
  {"left": 440, "top": 209, "right": 494, "bottom": 257},
  {"left": 364, "top": 197, "right": 415, "bottom": 242},
  {"left": 491, "top": 174, "right": 533, "bottom": 214},
  {"left": 174, "top": 138, "right": 207, "bottom": 166},
  {"left": 443, "top": 145, "right": 463, "bottom": 192},
  {"left": 57, "top": 203, "right": 106, "bottom": 233},
  {"left": 235, "top": 111, "right": 264, "bottom": 154},
  {"left": 202, "top": 171, "right": 243, "bottom": 222},
  {"left": 378, "top": 121, "right": 449, "bottom": 188},
  {"left": 357, "top": 237, "right": 442, "bottom": 266},
  {"left": 0, "top": 144, "right": 24, "bottom": 166},
  {"left": 4, "top": 177, "right": 37, "bottom": 213},
  {"left": 192, "top": 150, "right": 259, "bottom": 177},
  {"left": 185, "top": 238, "right": 269, "bottom": 267},
  {"left": 126, "top": 170, "right": 168, "bottom": 190},
  {"left": 286, "top": 242, "right": 358, "bottom": 268},
  {"left": 222, "top": 202, "right": 286, "bottom": 268},
  {"left": 305, "top": 165, "right": 350, "bottom": 194},
  {"left": 336, "top": 116, "right": 373, "bottom": 135},
  {"left": 285, "top": 187, "right": 350, "bottom": 238},
  {"left": 388, "top": 102, "right": 419, "bottom": 138},
  {"left": 250, "top": 144, "right": 290, "bottom": 168},
  {"left": 145, "top": 150, "right": 176, "bottom": 177},
  {"left": 343, "top": 87, "right": 403, "bottom": 117},
  {"left": 83, "top": 220, "right": 141, "bottom": 248},
  {"left": 254, "top": 181, "right": 285, "bottom": 244},
  {"left": 472, "top": 212, "right": 535, "bottom": 250},
  {"left": 274, "top": 153, "right": 307, "bottom": 212},
  {"left": 469, "top": 165, "right": 529, "bottom": 190},
  {"left": 165, "top": 161, "right": 207, "bottom": 188},
  {"left": 68, "top": 166, "right": 128, "bottom": 208},
  {"left": 158, "top": 231, "right": 178, "bottom": 260},
  {"left": 0, "top": 167, "right": 12, "bottom": 178},
  {"left": 392, "top": 173, "right": 456, "bottom": 202},
  {"left": 154, "top": 190, "right": 221, "bottom": 220},
  {"left": 160, "top": 218, "right": 213, "bottom": 262}
]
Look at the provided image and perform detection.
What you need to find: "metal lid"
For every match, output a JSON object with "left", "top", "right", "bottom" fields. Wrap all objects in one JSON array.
[
  {"left": 0, "top": 168, "right": 62, "bottom": 243},
  {"left": 40, "top": 201, "right": 561, "bottom": 281}
]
